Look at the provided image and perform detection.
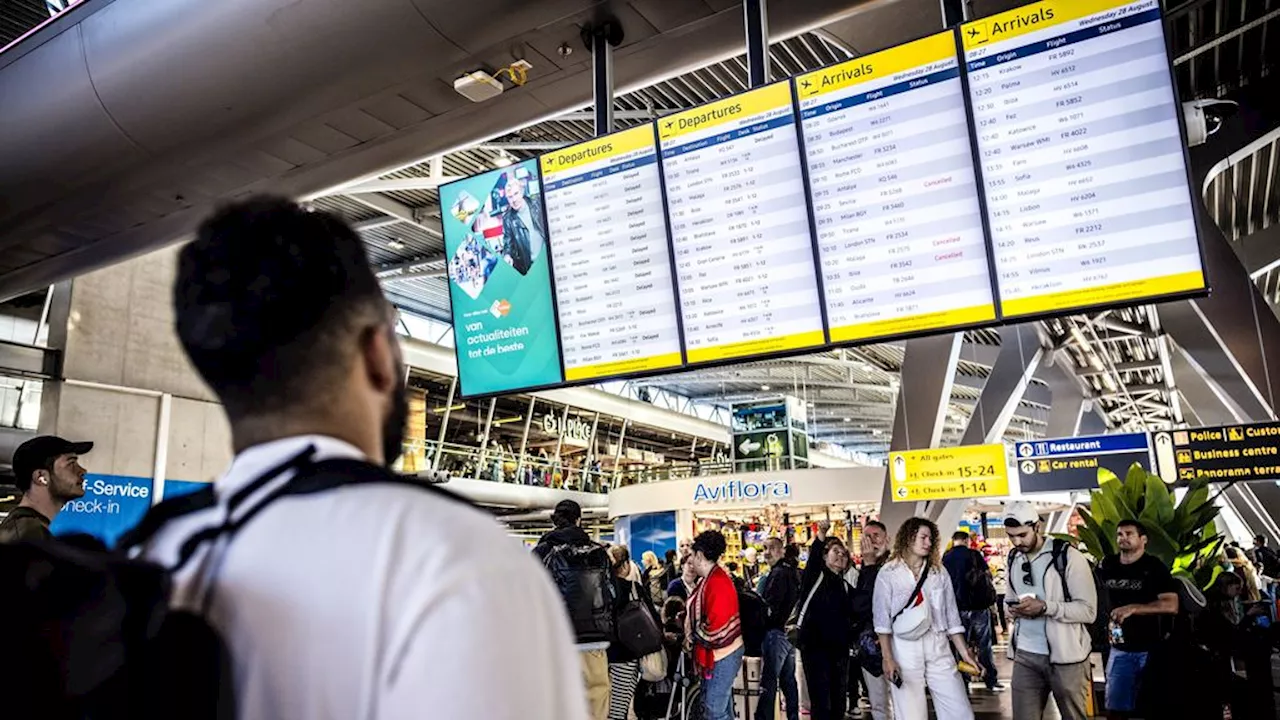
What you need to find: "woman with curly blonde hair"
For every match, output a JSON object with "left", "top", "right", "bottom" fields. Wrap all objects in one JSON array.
[{"left": 872, "top": 518, "right": 977, "bottom": 720}]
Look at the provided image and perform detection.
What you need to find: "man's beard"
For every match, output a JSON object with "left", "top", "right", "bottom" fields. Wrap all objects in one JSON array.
[{"left": 381, "top": 367, "right": 410, "bottom": 469}]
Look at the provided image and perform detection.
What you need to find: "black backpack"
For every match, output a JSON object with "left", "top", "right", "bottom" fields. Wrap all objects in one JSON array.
[
  {"left": 540, "top": 542, "right": 616, "bottom": 644},
  {"left": 1044, "top": 539, "right": 1109, "bottom": 652},
  {"left": 0, "top": 449, "right": 464, "bottom": 720},
  {"left": 959, "top": 549, "right": 998, "bottom": 611},
  {"left": 736, "top": 585, "right": 769, "bottom": 658}
]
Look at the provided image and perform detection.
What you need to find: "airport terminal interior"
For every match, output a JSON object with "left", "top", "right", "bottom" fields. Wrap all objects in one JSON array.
[{"left": 1, "top": 0, "right": 1279, "bottom": 717}]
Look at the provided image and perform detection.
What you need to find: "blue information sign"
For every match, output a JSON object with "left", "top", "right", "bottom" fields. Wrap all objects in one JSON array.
[{"left": 1014, "top": 432, "right": 1152, "bottom": 493}]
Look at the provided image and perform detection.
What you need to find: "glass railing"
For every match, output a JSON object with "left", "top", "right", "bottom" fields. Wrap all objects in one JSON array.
[{"left": 407, "top": 440, "right": 740, "bottom": 493}]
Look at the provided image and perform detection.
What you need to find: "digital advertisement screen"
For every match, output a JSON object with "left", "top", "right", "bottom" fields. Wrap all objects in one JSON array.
[
  {"left": 658, "top": 81, "right": 827, "bottom": 364},
  {"left": 540, "top": 125, "right": 684, "bottom": 382},
  {"left": 963, "top": 0, "right": 1205, "bottom": 319},
  {"left": 797, "top": 31, "right": 996, "bottom": 343},
  {"left": 440, "top": 159, "right": 564, "bottom": 397}
]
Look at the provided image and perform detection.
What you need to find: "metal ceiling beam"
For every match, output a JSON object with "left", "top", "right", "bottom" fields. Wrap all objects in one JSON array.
[
  {"left": 339, "top": 178, "right": 463, "bottom": 195},
  {"left": 348, "top": 193, "right": 443, "bottom": 237},
  {"left": 353, "top": 216, "right": 402, "bottom": 232},
  {"left": 878, "top": 333, "right": 964, "bottom": 532},
  {"left": 0, "top": 340, "right": 59, "bottom": 380}
]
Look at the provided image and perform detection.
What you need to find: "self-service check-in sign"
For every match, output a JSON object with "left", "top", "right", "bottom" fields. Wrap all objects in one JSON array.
[
  {"left": 1154, "top": 422, "right": 1280, "bottom": 485},
  {"left": 1015, "top": 432, "right": 1152, "bottom": 494}
]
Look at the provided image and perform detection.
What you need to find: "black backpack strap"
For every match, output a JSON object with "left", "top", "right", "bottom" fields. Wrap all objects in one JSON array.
[
  {"left": 1050, "top": 539, "right": 1073, "bottom": 602},
  {"left": 119, "top": 485, "right": 217, "bottom": 550},
  {"left": 179, "top": 455, "right": 471, "bottom": 614}
]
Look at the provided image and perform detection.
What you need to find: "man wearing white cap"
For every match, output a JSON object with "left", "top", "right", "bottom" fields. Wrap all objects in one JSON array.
[{"left": 1003, "top": 501, "right": 1097, "bottom": 720}]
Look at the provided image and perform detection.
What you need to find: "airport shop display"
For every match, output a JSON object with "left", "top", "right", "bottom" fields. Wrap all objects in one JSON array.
[{"left": 441, "top": 0, "right": 1205, "bottom": 399}]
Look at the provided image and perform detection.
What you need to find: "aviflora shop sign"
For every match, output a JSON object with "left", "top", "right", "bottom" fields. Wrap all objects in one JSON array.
[{"left": 693, "top": 479, "right": 792, "bottom": 504}]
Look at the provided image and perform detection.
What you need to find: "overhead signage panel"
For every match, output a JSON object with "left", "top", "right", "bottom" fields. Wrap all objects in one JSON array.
[
  {"left": 540, "top": 125, "right": 685, "bottom": 382},
  {"left": 796, "top": 32, "right": 997, "bottom": 343},
  {"left": 658, "top": 81, "right": 827, "bottom": 364},
  {"left": 440, "top": 159, "right": 564, "bottom": 397},
  {"left": 1015, "top": 432, "right": 1151, "bottom": 493},
  {"left": 962, "top": 0, "right": 1206, "bottom": 319},
  {"left": 1154, "top": 423, "right": 1280, "bottom": 485},
  {"left": 888, "top": 443, "right": 1011, "bottom": 502}
]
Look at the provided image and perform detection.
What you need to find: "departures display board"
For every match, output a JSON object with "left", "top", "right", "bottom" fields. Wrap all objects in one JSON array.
[
  {"left": 658, "top": 81, "right": 827, "bottom": 364},
  {"left": 796, "top": 31, "right": 996, "bottom": 343},
  {"left": 540, "top": 125, "right": 684, "bottom": 382},
  {"left": 441, "top": 0, "right": 1206, "bottom": 399},
  {"left": 962, "top": 0, "right": 1205, "bottom": 319}
]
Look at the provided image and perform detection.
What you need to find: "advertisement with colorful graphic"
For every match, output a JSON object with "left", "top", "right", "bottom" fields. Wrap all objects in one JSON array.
[{"left": 440, "top": 159, "right": 564, "bottom": 397}]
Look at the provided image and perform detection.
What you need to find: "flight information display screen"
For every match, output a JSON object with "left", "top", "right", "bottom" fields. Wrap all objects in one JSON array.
[
  {"left": 963, "top": 0, "right": 1205, "bottom": 319},
  {"left": 540, "top": 125, "right": 684, "bottom": 382},
  {"left": 658, "top": 81, "right": 827, "bottom": 364},
  {"left": 796, "top": 31, "right": 996, "bottom": 343},
  {"left": 440, "top": 160, "right": 564, "bottom": 397}
]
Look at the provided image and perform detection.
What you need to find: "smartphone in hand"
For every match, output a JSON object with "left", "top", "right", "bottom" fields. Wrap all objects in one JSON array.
[{"left": 890, "top": 670, "right": 903, "bottom": 688}]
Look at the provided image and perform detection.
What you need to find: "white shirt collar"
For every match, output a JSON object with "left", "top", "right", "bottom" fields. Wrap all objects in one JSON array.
[{"left": 215, "top": 435, "right": 366, "bottom": 498}]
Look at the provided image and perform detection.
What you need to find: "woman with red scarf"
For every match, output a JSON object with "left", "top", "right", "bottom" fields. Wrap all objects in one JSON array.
[{"left": 686, "top": 530, "right": 744, "bottom": 720}]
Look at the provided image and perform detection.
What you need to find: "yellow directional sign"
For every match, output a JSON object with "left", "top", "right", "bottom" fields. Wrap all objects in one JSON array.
[{"left": 889, "top": 444, "right": 1010, "bottom": 502}]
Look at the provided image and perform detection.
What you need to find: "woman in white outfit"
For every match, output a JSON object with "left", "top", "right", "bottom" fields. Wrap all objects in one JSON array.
[{"left": 873, "top": 517, "right": 977, "bottom": 720}]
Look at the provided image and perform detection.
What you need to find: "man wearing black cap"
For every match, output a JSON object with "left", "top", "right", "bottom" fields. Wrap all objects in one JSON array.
[{"left": 0, "top": 436, "right": 91, "bottom": 544}]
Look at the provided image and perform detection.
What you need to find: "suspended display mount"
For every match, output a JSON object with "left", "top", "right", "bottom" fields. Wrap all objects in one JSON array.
[{"left": 440, "top": 0, "right": 1207, "bottom": 399}]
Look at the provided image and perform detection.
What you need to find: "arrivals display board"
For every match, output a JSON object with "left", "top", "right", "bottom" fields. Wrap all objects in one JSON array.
[
  {"left": 796, "top": 31, "right": 997, "bottom": 343},
  {"left": 1153, "top": 422, "right": 1280, "bottom": 485},
  {"left": 540, "top": 125, "right": 684, "bottom": 382},
  {"left": 657, "top": 81, "right": 827, "bottom": 364},
  {"left": 440, "top": 160, "right": 564, "bottom": 397},
  {"left": 888, "top": 443, "right": 1011, "bottom": 502},
  {"left": 962, "top": 0, "right": 1205, "bottom": 319},
  {"left": 1015, "top": 431, "right": 1151, "bottom": 493}
]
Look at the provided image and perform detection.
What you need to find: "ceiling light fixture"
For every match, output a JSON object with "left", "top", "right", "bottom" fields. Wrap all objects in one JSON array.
[
  {"left": 760, "top": 384, "right": 771, "bottom": 391},
  {"left": 387, "top": 238, "right": 405, "bottom": 250},
  {"left": 493, "top": 154, "right": 513, "bottom": 168}
]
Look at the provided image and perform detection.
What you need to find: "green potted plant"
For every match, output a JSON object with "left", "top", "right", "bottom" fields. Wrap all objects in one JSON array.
[{"left": 1061, "top": 464, "right": 1224, "bottom": 590}]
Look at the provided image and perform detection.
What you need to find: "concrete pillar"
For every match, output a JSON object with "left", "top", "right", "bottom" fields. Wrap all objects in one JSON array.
[
  {"left": 878, "top": 334, "right": 964, "bottom": 533},
  {"left": 38, "top": 245, "right": 231, "bottom": 546},
  {"left": 928, "top": 324, "right": 1043, "bottom": 534}
]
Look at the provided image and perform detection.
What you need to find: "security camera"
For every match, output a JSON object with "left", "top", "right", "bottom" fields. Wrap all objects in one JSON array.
[{"left": 1182, "top": 99, "right": 1237, "bottom": 147}]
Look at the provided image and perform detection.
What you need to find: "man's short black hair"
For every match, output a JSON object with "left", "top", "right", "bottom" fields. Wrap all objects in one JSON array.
[
  {"left": 864, "top": 520, "right": 887, "bottom": 533},
  {"left": 174, "top": 196, "right": 389, "bottom": 418},
  {"left": 552, "top": 500, "right": 581, "bottom": 528},
  {"left": 952, "top": 531, "right": 970, "bottom": 543},
  {"left": 1117, "top": 519, "right": 1148, "bottom": 537},
  {"left": 691, "top": 530, "right": 728, "bottom": 563},
  {"left": 1255, "top": 535, "right": 1268, "bottom": 546}
]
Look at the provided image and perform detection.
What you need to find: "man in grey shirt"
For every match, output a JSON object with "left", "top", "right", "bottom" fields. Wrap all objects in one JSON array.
[{"left": 1004, "top": 502, "right": 1097, "bottom": 720}]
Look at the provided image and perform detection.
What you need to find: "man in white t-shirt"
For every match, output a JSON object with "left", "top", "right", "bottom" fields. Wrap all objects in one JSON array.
[{"left": 141, "top": 196, "right": 587, "bottom": 719}]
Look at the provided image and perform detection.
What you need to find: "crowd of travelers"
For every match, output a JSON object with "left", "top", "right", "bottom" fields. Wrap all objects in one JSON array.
[{"left": 1, "top": 198, "right": 1277, "bottom": 720}]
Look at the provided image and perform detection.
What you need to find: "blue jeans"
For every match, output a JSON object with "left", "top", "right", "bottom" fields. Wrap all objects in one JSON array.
[
  {"left": 1105, "top": 648, "right": 1148, "bottom": 712},
  {"left": 703, "top": 645, "right": 745, "bottom": 720},
  {"left": 758, "top": 630, "right": 799, "bottom": 720},
  {"left": 961, "top": 609, "right": 999, "bottom": 689}
]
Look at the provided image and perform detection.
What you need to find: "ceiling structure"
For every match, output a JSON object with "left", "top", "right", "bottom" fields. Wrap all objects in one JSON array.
[{"left": 301, "top": 0, "right": 1278, "bottom": 457}]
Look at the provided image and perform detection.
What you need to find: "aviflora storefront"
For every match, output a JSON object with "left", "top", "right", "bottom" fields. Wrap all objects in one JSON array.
[{"left": 609, "top": 467, "right": 885, "bottom": 567}]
